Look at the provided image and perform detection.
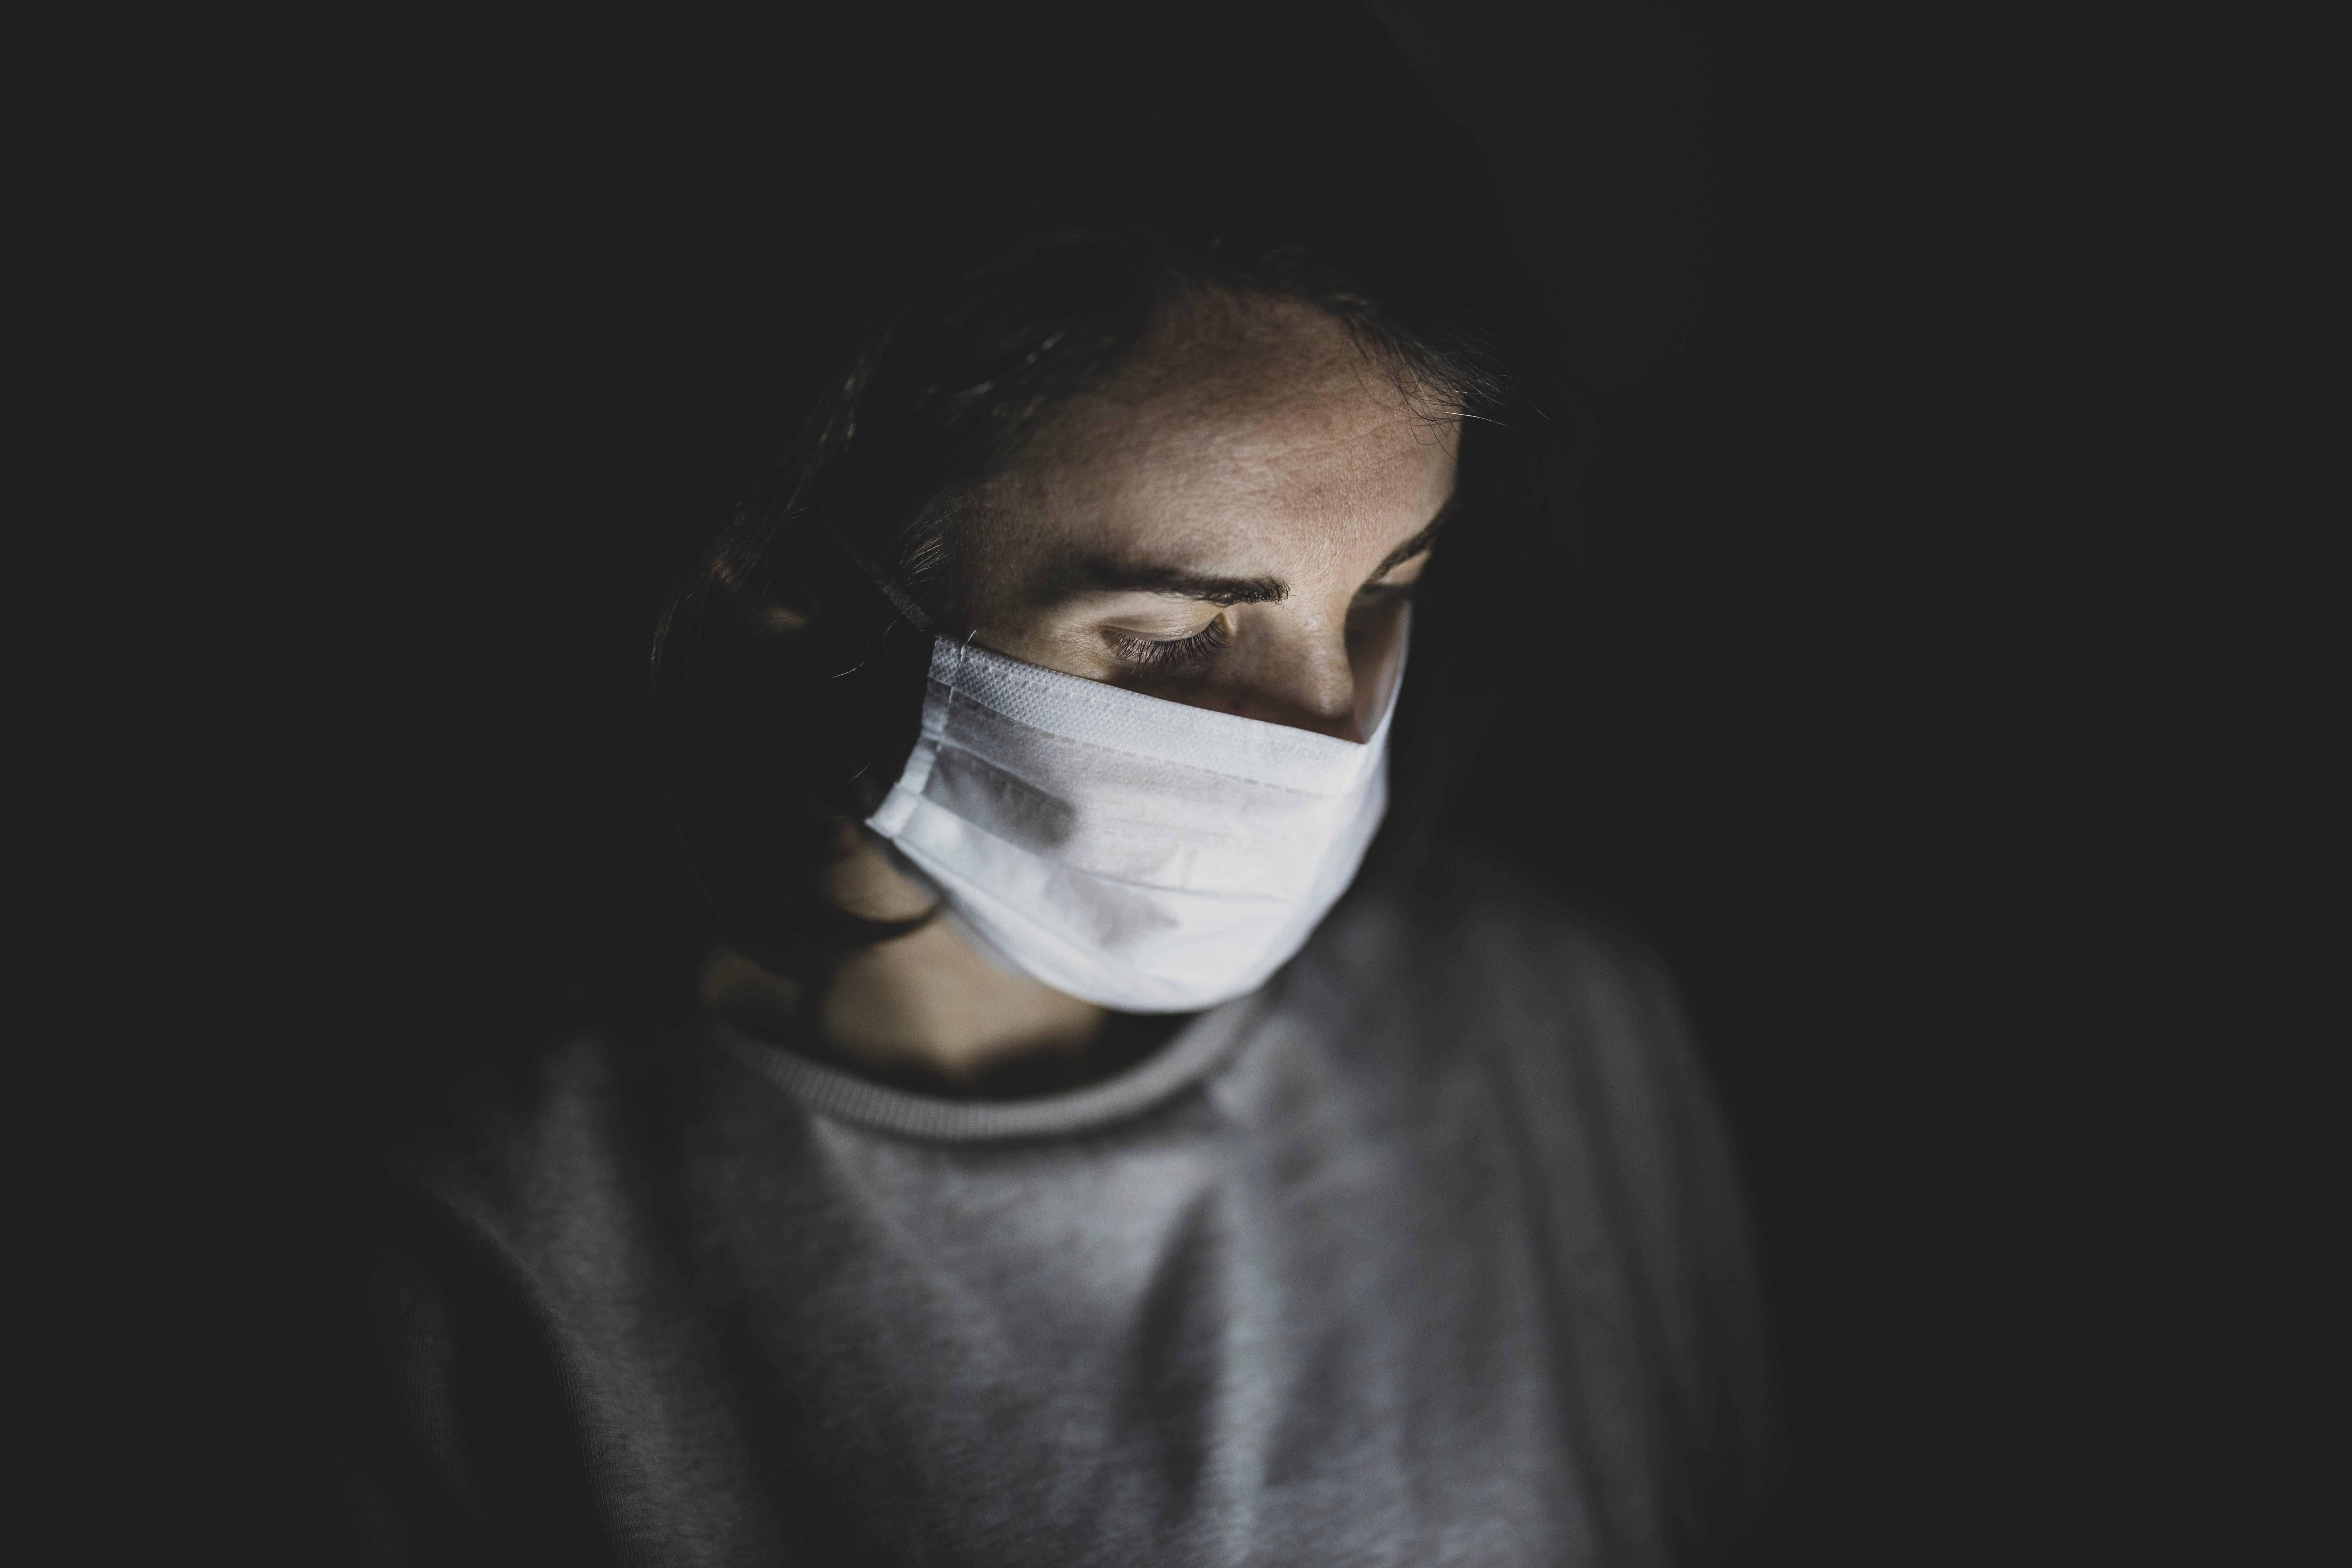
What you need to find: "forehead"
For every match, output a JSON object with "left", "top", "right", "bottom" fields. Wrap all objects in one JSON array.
[{"left": 986, "top": 296, "right": 1457, "bottom": 564}]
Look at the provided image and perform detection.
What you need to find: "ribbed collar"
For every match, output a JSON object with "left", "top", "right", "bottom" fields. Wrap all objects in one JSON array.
[{"left": 714, "top": 986, "right": 1274, "bottom": 1143}]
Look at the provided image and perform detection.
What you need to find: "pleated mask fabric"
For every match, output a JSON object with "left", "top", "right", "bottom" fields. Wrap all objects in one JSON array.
[{"left": 866, "top": 629, "right": 1400, "bottom": 1013}]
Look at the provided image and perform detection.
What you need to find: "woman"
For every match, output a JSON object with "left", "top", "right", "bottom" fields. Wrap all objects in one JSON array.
[{"left": 329, "top": 4, "right": 1772, "bottom": 1562}]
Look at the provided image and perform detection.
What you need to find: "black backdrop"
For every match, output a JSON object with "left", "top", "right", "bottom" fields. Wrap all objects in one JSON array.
[{"left": 36, "top": 3, "right": 2338, "bottom": 1562}]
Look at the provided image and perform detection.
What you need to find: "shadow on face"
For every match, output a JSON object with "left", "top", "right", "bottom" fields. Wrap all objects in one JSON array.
[{"left": 951, "top": 293, "right": 1461, "bottom": 742}]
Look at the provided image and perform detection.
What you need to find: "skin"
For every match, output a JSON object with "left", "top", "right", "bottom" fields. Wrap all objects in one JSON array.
[{"left": 702, "top": 293, "right": 1459, "bottom": 1093}]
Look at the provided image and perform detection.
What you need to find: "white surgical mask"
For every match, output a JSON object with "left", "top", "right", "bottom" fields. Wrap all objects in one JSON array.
[{"left": 836, "top": 529, "right": 1401, "bottom": 1013}]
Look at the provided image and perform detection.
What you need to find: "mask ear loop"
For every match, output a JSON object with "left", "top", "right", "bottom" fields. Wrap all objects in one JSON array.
[
  {"left": 817, "top": 520, "right": 987, "bottom": 946},
  {"left": 820, "top": 519, "right": 975, "bottom": 642}
]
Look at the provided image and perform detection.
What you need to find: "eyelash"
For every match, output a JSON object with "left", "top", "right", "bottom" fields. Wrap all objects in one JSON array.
[
  {"left": 1110, "top": 617, "right": 1231, "bottom": 673},
  {"left": 1106, "top": 580, "right": 1418, "bottom": 673}
]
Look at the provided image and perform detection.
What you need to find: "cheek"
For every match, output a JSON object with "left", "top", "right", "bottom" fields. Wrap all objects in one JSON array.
[
  {"left": 1345, "top": 595, "right": 1410, "bottom": 663},
  {"left": 970, "top": 604, "right": 1178, "bottom": 683},
  {"left": 1346, "top": 598, "right": 1413, "bottom": 728},
  {"left": 972, "top": 615, "right": 1109, "bottom": 676}
]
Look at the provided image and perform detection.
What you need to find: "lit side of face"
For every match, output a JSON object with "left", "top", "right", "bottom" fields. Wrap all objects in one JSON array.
[{"left": 948, "top": 294, "right": 1459, "bottom": 743}]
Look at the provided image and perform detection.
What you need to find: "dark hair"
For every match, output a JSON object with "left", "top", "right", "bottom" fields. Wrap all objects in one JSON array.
[{"left": 582, "top": 2, "right": 1569, "bottom": 990}]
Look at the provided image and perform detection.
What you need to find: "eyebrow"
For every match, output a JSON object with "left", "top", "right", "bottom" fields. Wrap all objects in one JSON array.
[
  {"left": 1063, "top": 563, "right": 1292, "bottom": 605},
  {"left": 1365, "top": 493, "right": 1456, "bottom": 585},
  {"left": 1040, "top": 490, "right": 1460, "bottom": 609}
]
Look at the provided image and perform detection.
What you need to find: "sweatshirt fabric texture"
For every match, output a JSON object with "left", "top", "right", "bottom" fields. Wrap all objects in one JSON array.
[{"left": 328, "top": 845, "right": 1772, "bottom": 1566}]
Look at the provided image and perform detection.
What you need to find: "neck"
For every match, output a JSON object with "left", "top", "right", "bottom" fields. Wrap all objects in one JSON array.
[{"left": 700, "top": 836, "right": 1156, "bottom": 1093}]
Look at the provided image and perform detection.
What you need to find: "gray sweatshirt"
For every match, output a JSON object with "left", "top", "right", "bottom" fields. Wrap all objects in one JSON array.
[{"left": 329, "top": 846, "right": 1773, "bottom": 1565}]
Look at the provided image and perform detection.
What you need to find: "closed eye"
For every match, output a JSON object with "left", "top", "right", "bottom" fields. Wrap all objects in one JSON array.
[
  {"left": 1107, "top": 616, "right": 1231, "bottom": 673},
  {"left": 1356, "top": 544, "right": 1434, "bottom": 604}
]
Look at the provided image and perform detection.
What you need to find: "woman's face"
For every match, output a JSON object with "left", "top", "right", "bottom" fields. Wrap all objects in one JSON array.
[{"left": 952, "top": 296, "right": 1458, "bottom": 743}]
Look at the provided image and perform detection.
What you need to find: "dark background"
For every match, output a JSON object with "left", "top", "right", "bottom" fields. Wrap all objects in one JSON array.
[{"left": 34, "top": 2, "right": 2338, "bottom": 1562}]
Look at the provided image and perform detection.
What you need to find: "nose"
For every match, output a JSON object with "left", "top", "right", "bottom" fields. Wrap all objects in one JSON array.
[
  {"left": 1242, "top": 642, "right": 1363, "bottom": 741},
  {"left": 1218, "top": 602, "right": 1404, "bottom": 744}
]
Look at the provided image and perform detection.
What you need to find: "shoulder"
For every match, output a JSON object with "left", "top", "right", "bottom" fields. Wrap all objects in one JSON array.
[
  {"left": 1311, "top": 834, "right": 1752, "bottom": 1351},
  {"left": 1298, "top": 836, "right": 1729, "bottom": 1208},
  {"left": 343, "top": 1003, "right": 754, "bottom": 1276},
  {"left": 1320, "top": 841, "right": 1777, "bottom": 1559},
  {"left": 1313, "top": 836, "right": 1682, "bottom": 1049},
  {"left": 368, "top": 1024, "right": 640, "bottom": 1199},
  {"left": 317, "top": 1020, "right": 690, "bottom": 1560}
]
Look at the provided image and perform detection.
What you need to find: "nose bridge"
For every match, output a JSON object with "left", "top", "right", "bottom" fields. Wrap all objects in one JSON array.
[{"left": 1237, "top": 608, "right": 1362, "bottom": 742}]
